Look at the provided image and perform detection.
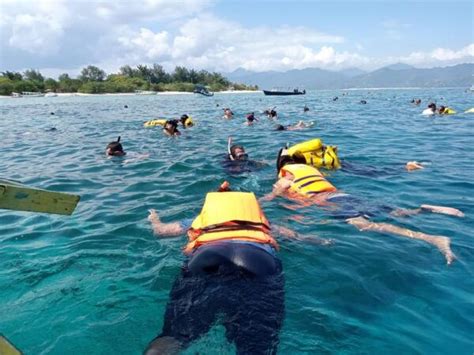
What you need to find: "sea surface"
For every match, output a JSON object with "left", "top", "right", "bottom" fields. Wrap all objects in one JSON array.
[{"left": 1, "top": 89, "right": 473, "bottom": 354}]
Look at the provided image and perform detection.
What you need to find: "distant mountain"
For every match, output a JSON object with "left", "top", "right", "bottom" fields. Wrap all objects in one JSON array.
[
  {"left": 347, "top": 63, "right": 474, "bottom": 88},
  {"left": 226, "top": 67, "right": 348, "bottom": 89},
  {"left": 338, "top": 67, "right": 367, "bottom": 77},
  {"left": 383, "top": 63, "right": 415, "bottom": 71},
  {"left": 224, "top": 63, "right": 474, "bottom": 89}
]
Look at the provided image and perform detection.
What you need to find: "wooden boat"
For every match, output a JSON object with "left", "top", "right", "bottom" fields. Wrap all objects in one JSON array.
[{"left": 263, "top": 88, "right": 306, "bottom": 96}]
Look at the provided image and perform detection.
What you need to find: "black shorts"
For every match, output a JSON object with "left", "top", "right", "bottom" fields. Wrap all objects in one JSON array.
[
  {"left": 153, "top": 242, "right": 285, "bottom": 354},
  {"left": 326, "top": 194, "right": 393, "bottom": 219}
]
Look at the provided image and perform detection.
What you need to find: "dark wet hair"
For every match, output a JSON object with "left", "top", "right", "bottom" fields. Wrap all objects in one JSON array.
[
  {"left": 276, "top": 149, "right": 294, "bottom": 172},
  {"left": 230, "top": 144, "right": 245, "bottom": 157},
  {"left": 107, "top": 136, "right": 124, "bottom": 154},
  {"left": 275, "top": 125, "right": 286, "bottom": 131},
  {"left": 180, "top": 114, "right": 189, "bottom": 127},
  {"left": 165, "top": 119, "right": 179, "bottom": 129},
  {"left": 276, "top": 148, "right": 306, "bottom": 172}
]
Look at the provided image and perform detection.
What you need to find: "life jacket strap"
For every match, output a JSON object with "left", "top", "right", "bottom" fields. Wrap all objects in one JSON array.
[{"left": 293, "top": 174, "right": 323, "bottom": 183}]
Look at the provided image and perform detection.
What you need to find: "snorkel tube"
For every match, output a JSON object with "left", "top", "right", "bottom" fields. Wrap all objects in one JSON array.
[{"left": 228, "top": 136, "right": 234, "bottom": 161}]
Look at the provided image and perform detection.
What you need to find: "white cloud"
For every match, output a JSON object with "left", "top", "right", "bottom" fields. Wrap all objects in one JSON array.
[
  {"left": 114, "top": 14, "right": 345, "bottom": 72},
  {"left": 118, "top": 28, "right": 171, "bottom": 59},
  {"left": 399, "top": 44, "right": 474, "bottom": 66},
  {"left": 0, "top": 0, "right": 212, "bottom": 59},
  {"left": 0, "top": 0, "right": 472, "bottom": 75}
]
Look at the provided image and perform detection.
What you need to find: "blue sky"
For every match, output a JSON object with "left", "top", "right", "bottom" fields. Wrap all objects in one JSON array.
[
  {"left": 212, "top": 0, "right": 473, "bottom": 56},
  {"left": 0, "top": 0, "right": 472, "bottom": 77}
]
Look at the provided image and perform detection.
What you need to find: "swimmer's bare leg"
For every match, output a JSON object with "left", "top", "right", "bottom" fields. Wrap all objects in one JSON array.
[
  {"left": 273, "top": 225, "right": 334, "bottom": 245},
  {"left": 420, "top": 204, "right": 465, "bottom": 217},
  {"left": 391, "top": 205, "right": 464, "bottom": 218},
  {"left": 144, "top": 336, "right": 181, "bottom": 355},
  {"left": 346, "top": 216, "right": 455, "bottom": 265}
]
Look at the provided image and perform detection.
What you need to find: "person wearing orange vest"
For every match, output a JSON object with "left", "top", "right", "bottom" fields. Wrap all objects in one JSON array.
[
  {"left": 145, "top": 182, "right": 321, "bottom": 354},
  {"left": 261, "top": 149, "right": 464, "bottom": 265}
]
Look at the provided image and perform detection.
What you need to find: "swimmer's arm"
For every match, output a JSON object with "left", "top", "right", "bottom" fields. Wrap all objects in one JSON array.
[
  {"left": 148, "top": 209, "right": 184, "bottom": 237},
  {"left": 259, "top": 178, "right": 291, "bottom": 202},
  {"left": 124, "top": 153, "right": 150, "bottom": 165},
  {"left": 272, "top": 225, "right": 333, "bottom": 246}
]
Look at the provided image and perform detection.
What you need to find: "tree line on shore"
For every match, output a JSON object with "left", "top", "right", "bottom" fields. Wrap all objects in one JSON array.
[{"left": 0, "top": 64, "right": 258, "bottom": 95}]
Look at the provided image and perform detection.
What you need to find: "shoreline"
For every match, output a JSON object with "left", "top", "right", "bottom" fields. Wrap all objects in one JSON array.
[{"left": 0, "top": 90, "right": 262, "bottom": 98}]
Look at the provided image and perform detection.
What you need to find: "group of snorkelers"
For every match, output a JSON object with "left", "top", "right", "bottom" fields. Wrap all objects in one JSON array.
[
  {"left": 101, "top": 100, "right": 466, "bottom": 354},
  {"left": 144, "top": 131, "right": 464, "bottom": 353}
]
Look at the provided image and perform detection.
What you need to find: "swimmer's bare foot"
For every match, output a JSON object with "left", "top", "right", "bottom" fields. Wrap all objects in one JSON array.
[
  {"left": 421, "top": 204, "right": 465, "bottom": 217},
  {"left": 406, "top": 161, "right": 424, "bottom": 171},
  {"left": 431, "top": 236, "right": 456, "bottom": 265},
  {"left": 145, "top": 336, "right": 181, "bottom": 355}
]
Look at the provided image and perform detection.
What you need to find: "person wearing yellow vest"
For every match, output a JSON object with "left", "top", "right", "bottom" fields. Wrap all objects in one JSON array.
[
  {"left": 261, "top": 149, "right": 464, "bottom": 265},
  {"left": 145, "top": 183, "right": 322, "bottom": 354}
]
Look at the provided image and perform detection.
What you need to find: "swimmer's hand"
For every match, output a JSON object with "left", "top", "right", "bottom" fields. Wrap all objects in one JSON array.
[
  {"left": 406, "top": 161, "right": 424, "bottom": 171},
  {"left": 148, "top": 209, "right": 160, "bottom": 223},
  {"left": 421, "top": 204, "right": 465, "bottom": 217},
  {"left": 148, "top": 209, "right": 184, "bottom": 237}
]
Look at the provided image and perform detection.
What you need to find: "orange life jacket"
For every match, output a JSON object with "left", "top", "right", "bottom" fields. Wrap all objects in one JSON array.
[{"left": 185, "top": 192, "right": 278, "bottom": 254}]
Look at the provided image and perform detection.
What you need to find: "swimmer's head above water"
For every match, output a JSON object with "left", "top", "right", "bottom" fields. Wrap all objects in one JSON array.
[
  {"left": 229, "top": 144, "right": 248, "bottom": 161},
  {"left": 106, "top": 136, "right": 126, "bottom": 156},
  {"left": 275, "top": 148, "right": 305, "bottom": 172},
  {"left": 180, "top": 114, "right": 194, "bottom": 127},
  {"left": 163, "top": 120, "right": 181, "bottom": 136}
]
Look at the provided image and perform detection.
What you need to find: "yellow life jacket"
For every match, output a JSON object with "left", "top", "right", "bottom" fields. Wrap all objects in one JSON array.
[
  {"left": 185, "top": 192, "right": 278, "bottom": 253},
  {"left": 144, "top": 119, "right": 167, "bottom": 127},
  {"left": 287, "top": 139, "right": 341, "bottom": 169},
  {"left": 279, "top": 164, "right": 337, "bottom": 196},
  {"left": 442, "top": 108, "right": 456, "bottom": 115},
  {"left": 183, "top": 117, "right": 194, "bottom": 127}
]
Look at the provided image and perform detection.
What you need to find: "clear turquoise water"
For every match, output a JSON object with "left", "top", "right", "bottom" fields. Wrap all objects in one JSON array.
[{"left": 1, "top": 89, "right": 473, "bottom": 354}]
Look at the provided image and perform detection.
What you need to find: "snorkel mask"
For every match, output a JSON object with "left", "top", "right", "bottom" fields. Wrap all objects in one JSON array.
[
  {"left": 234, "top": 151, "right": 249, "bottom": 161},
  {"left": 227, "top": 137, "right": 248, "bottom": 161},
  {"left": 230, "top": 145, "right": 248, "bottom": 161}
]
